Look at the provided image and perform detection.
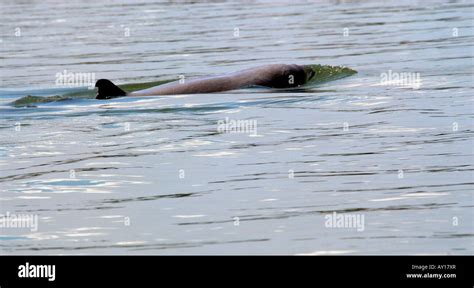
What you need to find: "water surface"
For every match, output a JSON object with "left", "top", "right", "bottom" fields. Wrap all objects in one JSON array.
[{"left": 0, "top": 0, "right": 473, "bottom": 254}]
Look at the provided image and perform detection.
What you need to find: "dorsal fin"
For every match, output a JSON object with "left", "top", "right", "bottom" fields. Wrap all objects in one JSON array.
[{"left": 95, "top": 79, "right": 127, "bottom": 99}]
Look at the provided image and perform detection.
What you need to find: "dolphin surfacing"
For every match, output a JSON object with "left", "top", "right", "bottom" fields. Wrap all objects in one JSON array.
[{"left": 95, "top": 64, "right": 315, "bottom": 100}]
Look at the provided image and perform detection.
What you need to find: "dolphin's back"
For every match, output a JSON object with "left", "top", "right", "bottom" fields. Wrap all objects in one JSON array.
[{"left": 96, "top": 64, "right": 314, "bottom": 99}]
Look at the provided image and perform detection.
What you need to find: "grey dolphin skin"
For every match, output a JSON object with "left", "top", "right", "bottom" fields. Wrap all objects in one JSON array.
[{"left": 95, "top": 64, "right": 316, "bottom": 99}]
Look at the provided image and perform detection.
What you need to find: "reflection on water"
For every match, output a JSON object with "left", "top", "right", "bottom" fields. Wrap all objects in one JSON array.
[{"left": 0, "top": 0, "right": 473, "bottom": 254}]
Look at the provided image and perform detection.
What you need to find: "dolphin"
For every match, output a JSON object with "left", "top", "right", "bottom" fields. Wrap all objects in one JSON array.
[{"left": 95, "top": 64, "right": 316, "bottom": 99}]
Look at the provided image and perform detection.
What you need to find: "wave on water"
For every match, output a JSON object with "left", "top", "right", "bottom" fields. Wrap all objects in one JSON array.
[
  {"left": 306, "top": 65, "right": 357, "bottom": 86},
  {"left": 9, "top": 65, "right": 356, "bottom": 107}
]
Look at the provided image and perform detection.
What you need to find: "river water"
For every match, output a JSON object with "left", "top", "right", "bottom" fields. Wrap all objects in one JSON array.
[{"left": 0, "top": 0, "right": 473, "bottom": 254}]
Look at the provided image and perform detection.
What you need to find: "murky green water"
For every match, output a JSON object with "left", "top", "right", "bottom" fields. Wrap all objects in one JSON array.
[{"left": 0, "top": 0, "right": 473, "bottom": 254}]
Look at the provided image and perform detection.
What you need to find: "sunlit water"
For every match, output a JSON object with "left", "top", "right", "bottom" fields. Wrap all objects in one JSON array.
[{"left": 0, "top": 0, "right": 473, "bottom": 255}]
